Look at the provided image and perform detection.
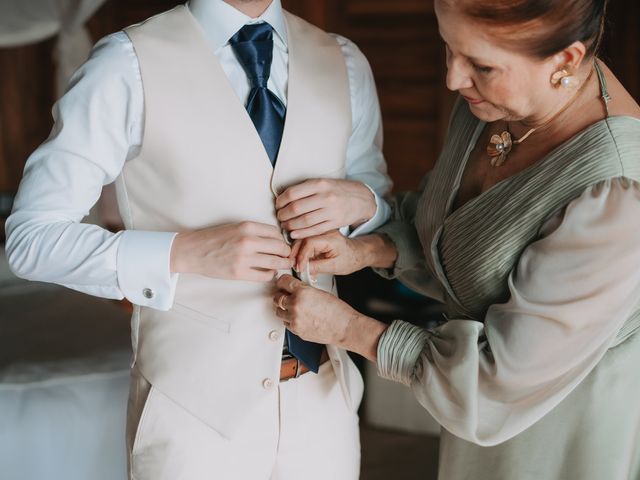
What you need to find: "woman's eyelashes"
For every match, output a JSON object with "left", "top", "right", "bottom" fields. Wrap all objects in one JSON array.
[
  {"left": 472, "top": 63, "right": 493, "bottom": 74},
  {"left": 444, "top": 43, "right": 493, "bottom": 75}
]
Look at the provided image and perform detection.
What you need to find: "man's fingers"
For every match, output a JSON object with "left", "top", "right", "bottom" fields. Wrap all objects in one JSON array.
[
  {"left": 275, "top": 181, "right": 317, "bottom": 209},
  {"left": 276, "top": 274, "right": 304, "bottom": 293},
  {"left": 251, "top": 254, "right": 294, "bottom": 271},
  {"left": 281, "top": 209, "right": 328, "bottom": 232},
  {"left": 289, "top": 221, "right": 335, "bottom": 240},
  {"left": 253, "top": 237, "right": 292, "bottom": 258},
  {"left": 277, "top": 196, "right": 323, "bottom": 222},
  {"left": 275, "top": 179, "right": 333, "bottom": 209}
]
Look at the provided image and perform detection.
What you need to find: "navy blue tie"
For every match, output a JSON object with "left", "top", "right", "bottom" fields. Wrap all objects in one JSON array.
[
  {"left": 229, "top": 23, "right": 286, "bottom": 165},
  {"left": 230, "top": 24, "right": 324, "bottom": 373}
]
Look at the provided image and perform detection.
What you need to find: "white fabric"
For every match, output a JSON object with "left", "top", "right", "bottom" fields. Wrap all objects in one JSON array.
[
  {"left": 0, "top": 249, "right": 131, "bottom": 480},
  {"left": 0, "top": 0, "right": 104, "bottom": 46},
  {"left": 0, "top": 0, "right": 107, "bottom": 95},
  {"left": 5, "top": 0, "right": 392, "bottom": 311},
  {"left": 128, "top": 362, "right": 360, "bottom": 479},
  {"left": 378, "top": 177, "right": 640, "bottom": 446},
  {"left": 0, "top": 369, "right": 129, "bottom": 480}
]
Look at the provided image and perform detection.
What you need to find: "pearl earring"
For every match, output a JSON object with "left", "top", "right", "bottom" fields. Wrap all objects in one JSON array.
[{"left": 551, "top": 69, "right": 579, "bottom": 89}]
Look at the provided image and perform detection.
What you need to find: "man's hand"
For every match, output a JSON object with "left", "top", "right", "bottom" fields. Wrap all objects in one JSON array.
[
  {"left": 170, "top": 222, "right": 293, "bottom": 282},
  {"left": 275, "top": 179, "right": 376, "bottom": 239}
]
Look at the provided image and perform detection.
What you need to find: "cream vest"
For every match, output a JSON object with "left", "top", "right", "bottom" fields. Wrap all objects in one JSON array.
[{"left": 117, "top": 6, "right": 363, "bottom": 438}]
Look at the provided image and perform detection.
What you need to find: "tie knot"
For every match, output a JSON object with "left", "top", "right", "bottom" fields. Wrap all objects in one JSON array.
[{"left": 229, "top": 23, "right": 274, "bottom": 89}]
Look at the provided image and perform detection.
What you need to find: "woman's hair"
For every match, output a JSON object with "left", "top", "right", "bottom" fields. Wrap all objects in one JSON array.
[{"left": 443, "top": 0, "right": 608, "bottom": 59}]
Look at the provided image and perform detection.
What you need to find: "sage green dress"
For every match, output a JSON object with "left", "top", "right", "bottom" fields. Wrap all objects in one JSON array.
[{"left": 375, "top": 63, "right": 640, "bottom": 480}]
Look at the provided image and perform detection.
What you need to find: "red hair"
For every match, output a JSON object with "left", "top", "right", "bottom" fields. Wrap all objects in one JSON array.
[{"left": 442, "top": 0, "right": 608, "bottom": 58}]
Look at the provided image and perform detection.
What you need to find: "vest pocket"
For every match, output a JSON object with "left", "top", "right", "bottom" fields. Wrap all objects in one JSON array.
[
  {"left": 171, "top": 302, "right": 231, "bottom": 333},
  {"left": 129, "top": 369, "right": 155, "bottom": 457}
]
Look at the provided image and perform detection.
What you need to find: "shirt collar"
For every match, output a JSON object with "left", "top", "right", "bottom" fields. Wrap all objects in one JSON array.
[{"left": 188, "top": 0, "right": 288, "bottom": 51}]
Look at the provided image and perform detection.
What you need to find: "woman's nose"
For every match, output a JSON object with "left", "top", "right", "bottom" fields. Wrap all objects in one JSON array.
[{"left": 446, "top": 59, "right": 473, "bottom": 92}]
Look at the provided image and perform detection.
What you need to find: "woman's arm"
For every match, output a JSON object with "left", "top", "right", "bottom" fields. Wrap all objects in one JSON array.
[
  {"left": 378, "top": 178, "right": 640, "bottom": 445},
  {"left": 277, "top": 178, "right": 640, "bottom": 446}
]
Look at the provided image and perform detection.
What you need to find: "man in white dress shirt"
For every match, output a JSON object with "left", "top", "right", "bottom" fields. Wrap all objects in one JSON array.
[{"left": 6, "top": 0, "right": 391, "bottom": 478}]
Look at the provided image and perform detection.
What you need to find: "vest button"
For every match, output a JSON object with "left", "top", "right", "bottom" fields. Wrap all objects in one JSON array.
[
  {"left": 262, "top": 378, "right": 274, "bottom": 390},
  {"left": 268, "top": 330, "right": 280, "bottom": 342}
]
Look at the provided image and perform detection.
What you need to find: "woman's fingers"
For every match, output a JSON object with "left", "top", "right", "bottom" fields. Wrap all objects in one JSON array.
[
  {"left": 289, "top": 240, "right": 303, "bottom": 264},
  {"left": 253, "top": 237, "right": 293, "bottom": 258},
  {"left": 296, "top": 238, "right": 328, "bottom": 273},
  {"left": 276, "top": 274, "right": 304, "bottom": 293},
  {"left": 295, "top": 231, "right": 346, "bottom": 273},
  {"left": 273, "top": 291, "right": 289, "bottom": 310}
]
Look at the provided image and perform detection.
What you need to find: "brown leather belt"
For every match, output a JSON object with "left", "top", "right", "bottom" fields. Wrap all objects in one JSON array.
[{"left": 280, "top": 348, "right": 329, "bottom": 381}]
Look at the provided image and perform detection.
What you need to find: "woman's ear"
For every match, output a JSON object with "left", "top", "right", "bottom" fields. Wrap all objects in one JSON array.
[{"left": 553, "top": 41, "right": 588, "bottom": 71}]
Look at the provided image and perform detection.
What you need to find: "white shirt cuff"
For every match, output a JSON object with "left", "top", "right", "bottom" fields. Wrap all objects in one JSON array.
[
  {"left": 348, "top": 185, "right": 392, "bottom": 238},
  {"left": 116, "top": 230, "right": 179, "bottom": 310}
]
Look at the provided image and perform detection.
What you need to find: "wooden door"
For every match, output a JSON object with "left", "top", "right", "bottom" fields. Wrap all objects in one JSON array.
[{"left": 2, "top": 0, "right": 639, "bottom": 197}]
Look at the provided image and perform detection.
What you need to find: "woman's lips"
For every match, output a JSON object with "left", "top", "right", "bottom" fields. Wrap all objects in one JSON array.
[{"left": 463, "top": 96, "right": 484, "bottom": 105}]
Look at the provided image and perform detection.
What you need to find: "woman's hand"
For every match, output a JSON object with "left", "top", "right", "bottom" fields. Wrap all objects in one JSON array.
[
  {"left": 291, "top": 231, "right": 399, "bottom": 276},
  {"left": 290, "top": 230, "right": 366, "bottom": 276},
  {"left": 275, "top": 179, "right": 376, "bottom": 239},
  {"left": 274, "top": 275, "right": 388, "bottom": 361}
]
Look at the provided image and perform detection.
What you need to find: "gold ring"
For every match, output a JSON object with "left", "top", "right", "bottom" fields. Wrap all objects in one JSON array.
[{"left": 277, "top": 294, "right": 288, "bottom": 311}]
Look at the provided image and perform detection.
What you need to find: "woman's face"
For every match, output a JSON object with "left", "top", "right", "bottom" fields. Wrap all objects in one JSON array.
[{"left": 434, "top": 0, "right": 558, "bottom": 124}]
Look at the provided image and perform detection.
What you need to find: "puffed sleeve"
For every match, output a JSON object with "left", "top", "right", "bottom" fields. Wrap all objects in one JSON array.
[{"left": 376, "top": 177, "right": 640, "bottom": 446}]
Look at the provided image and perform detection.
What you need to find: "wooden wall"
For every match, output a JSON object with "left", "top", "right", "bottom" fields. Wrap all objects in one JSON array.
[
  {"left": 323, "top": 0, "right": 451, "bottom": 190},
  {"left": 0, "top": 38, "right": 56, "bottom": 194},
  {"left": 1, "top": 0, "right": 639, "bottom": 201}
]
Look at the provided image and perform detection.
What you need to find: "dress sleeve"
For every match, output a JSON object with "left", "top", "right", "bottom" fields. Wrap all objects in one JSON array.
[
  {"left": 373, "top": 174, "right": 444, "bottom": 300},
  {"left": 377, "top": 177, "right": 640, "bottom": 446}
]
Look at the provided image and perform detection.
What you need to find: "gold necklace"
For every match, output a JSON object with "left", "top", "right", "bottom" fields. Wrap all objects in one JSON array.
[{"left": 487, "top": 66, "right": 595, "bottom": 167}]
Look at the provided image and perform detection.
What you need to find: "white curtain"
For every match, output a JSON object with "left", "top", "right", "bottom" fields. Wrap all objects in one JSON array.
[
  {"left": 0, "top": 0, "right": 119, "bottom": 227},
  {"left": 0, "top": 0, "right": 108, "bottom": 95}
]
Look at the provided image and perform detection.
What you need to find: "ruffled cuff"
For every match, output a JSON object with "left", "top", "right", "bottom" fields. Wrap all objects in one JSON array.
[{"left": 377, "top": 320, "right": 430, "bottom": 386}]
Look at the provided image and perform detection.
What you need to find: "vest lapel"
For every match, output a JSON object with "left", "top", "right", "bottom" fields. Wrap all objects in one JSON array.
[
  {"left": 271, "top": 12, "right": 351, "bottom": 194},
  {"left": 184, "top": 7, "right": 274, "bottom": 171}
]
